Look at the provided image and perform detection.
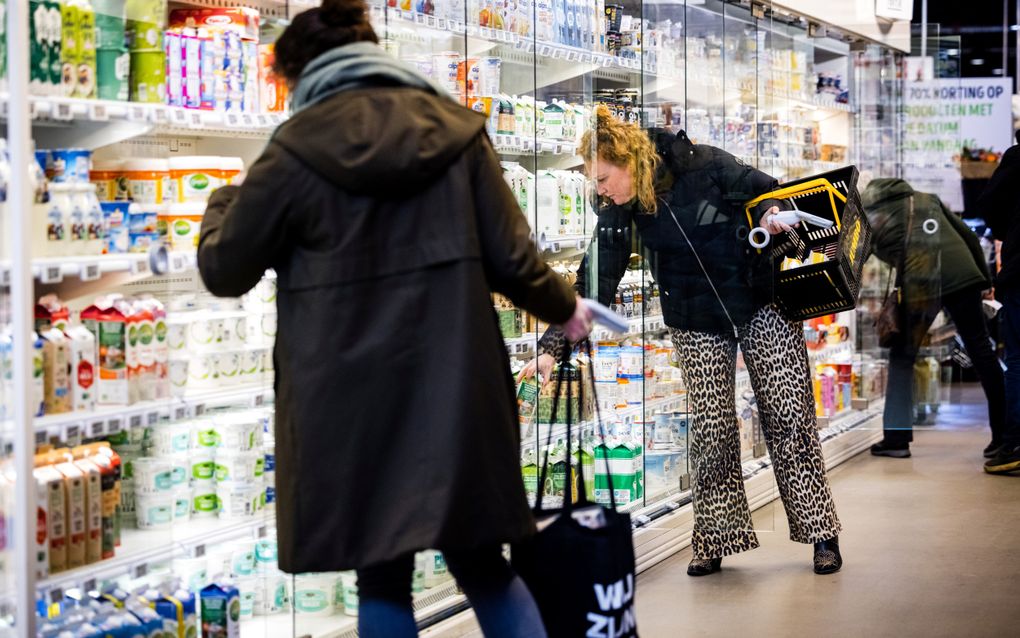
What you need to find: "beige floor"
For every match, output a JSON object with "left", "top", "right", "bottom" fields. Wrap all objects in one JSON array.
[{"left": 636, "top": 385, "right": 1020, "bottom": 638}]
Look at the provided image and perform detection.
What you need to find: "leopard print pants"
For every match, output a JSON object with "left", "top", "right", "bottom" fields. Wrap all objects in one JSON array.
[{"left": 671, "top": 305, "right": 842, "bottom": 559}]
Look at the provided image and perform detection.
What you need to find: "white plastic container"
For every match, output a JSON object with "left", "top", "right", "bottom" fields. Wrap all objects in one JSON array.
[
  {"left": 213, "top": 413, "right": 260, "bottom": 451},
  {"left": 132, "top": 457, "right": 174, "bottom": 494},
  {"left": 340, "top": 572, "right": 359, "bottom": 617},
  {"left": 191, "top": 482, "right": 219, "bottom": 519},
  {"left": 169, "top": 357, "right": 188, "bottom": 396},
  {"left": 172, "top": 486, "right": 192, "bottom": 522},
  {"left": 186, "top": 351, "right": 217, "bottom": 389},
  {"left": 254, "top": 572, "right": 289, "bottom": 616},
  {"left": 188, "top": 448, "right": 217, "bottom": 483},
  {"left": 167, "top": 314, "right": 190, "bottom": 351},
  {"left": 169, "top": 156, "right": 222, "bottom": 203},
  {"left": 237, "top": 576, "right": 257, "bottom": 619},
  {"left": 293, "top": 574, "right": 335, "bottom": 617},
  {"left": 167, "top": 454, "right": 189, "bottom": 488},
  {"left": 45, "top": 183, "right": 74, "bottom": 256},
  {"left": 152, "top": 421, "right": 192, "bottom": 455},
  {"left": 213, "top": 351, "right": 240, "bottom": 387},
  {"left": 173, "top": 556, "right": 209, "bottom": 593},
  {"left": 135, "top": 492, "right": 174, "bottom": 530},
  {"left": 188, "top": 311, "right": 223, "bottom": 350},
  {"left": 165, "top": 202, "right": 205, "bottom": 250},
  {"left": 220, "top": 156, "right": 245, "bottom": 186},
  {"left": 230, "top": 539, "right": 257, "bottom": 577},
  {"left": 217, "top": 483, "right": 259, "bottom": 520},
  {"left": 123, "top": 158, "right": 170, "bottom": 204},
  {"left": 214, "top": 450, "right": 259, "bottom": 484}
]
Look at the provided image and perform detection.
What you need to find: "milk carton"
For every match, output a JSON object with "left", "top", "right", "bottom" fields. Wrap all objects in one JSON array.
[
  {"left": 55, "top": 461, "right": 87, "bottom": 568},
  {"left": 74, "top": 458, "right": 103, "bottom": 564},
  {"left": 37, "top": 465, "right": 67, "bottom": 573},
  {"left": 201, "top": 583, "right": 241, "bottom": 638},
  {"left": 41, "top": 328, "right": 72, "bottom": 414},
  {"left": 536, "top": 170, "right": 560, "bottom": 237},
  {"left": 33, "top": 468, "right": 53, "bottom": 578},
  {"left": 82, "top": 298, "right": 129, "bottom": 405},
  {"left": 32, "top": 332, "right": 45, "bottom": 417},
  {"left": 66, "top": 325, "right": 97, "bottom": 412}
]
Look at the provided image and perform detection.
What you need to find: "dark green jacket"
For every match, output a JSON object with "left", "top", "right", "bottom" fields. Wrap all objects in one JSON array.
[{"left": 862, "top": 178, "right": 991, "bottom": 299}]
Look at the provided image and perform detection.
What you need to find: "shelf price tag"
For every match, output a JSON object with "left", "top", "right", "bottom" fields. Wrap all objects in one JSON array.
[
  {"left": 566, "top": 50, "right": 578, "bottom": 62},
  {"left": 426, "top": 15, "right": 435, "bottom": 27},
  {"left": 64, "top": 424, "right": 81, "bottom": 445},
  {"left": 29, "top": 100, "right": 44, "bottom": 119},
  {"left": 128, "top": 105, "right": 147, "bottom": 122},
  {"left": 169, "top": 253, "right": 186, "bottom": 273},
  {"left": 54, "top": 101, "right": 74, "bottom": 121},
  {"left": 241, "top": 114, "right": 255, "bottom": 128},
  {"left": 188, "top": 111, "right": 204, "bottom": 129},
  {"left": 415, "top": 12, "right": 425, "bottom": 24},
  {"left": 49, "top": 587, "right": 64, "bottom": 604},
  {"left": 130, "top": 257, "right": 150, "bottom": 276},
  {"left": 88, "top": 103, "right": 109, "bottom": 121},
  {"left": 132, "top": 563, "right": 149, "bottom": 579},
  {"left": 34, "top": 430, "right": 47, "bottom": 446},
  {"left": 129, "top": 413, "right": 143, "bottom": 430},
  {"left": 81, "top": 262, "right": 101, "bottom": 282},
  {"left": 225, "top": 112, "right": 241, "bottom": 128},
  {"left": 253, "top": 393, "right": 265, "bottom": 408},
  {"left": 172, "top": 404, "right": 188, "bottom": 422},
  {"left": 194, "top": 403, "right": 206, "bottom": 417},
  {"left": 191, "top": 543, "right": 206, "bottom": 558},
  {"left": 107, "top": 418, "right": 122, "bottom": 434},
  {"left": 436, "top": 18, "right": 446, "bottom": 29},
  {"left": 1, "top": 267, "right": 10, "bottom": 287},
  {"left": 86, "top": 419, "right": 105, "bottom": 438},
  {"left": 40, "top": 265, "right": 63, "bottom": 284},
  {"left": 256, "top": 114, "right": 269, "bottom": 128}
]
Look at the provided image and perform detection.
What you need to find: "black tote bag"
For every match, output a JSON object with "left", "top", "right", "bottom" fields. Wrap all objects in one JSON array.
[{"left": 512, "top": 341, "right": 639, "bottom": 638}]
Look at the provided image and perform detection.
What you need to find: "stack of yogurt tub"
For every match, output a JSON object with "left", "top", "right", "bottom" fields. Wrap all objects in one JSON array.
[{"left": 166, "top": 292, "right": 275, "bottom": 397}]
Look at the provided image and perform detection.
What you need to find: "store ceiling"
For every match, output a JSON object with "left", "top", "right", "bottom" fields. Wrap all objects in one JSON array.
[{"left": 914, "top": 0, "right": 1018, "bottom": 79}]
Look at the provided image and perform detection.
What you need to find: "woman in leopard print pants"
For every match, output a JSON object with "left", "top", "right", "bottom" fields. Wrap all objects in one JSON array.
[{"left": 525, "top": 106, "right": 843, "bottom": 575}]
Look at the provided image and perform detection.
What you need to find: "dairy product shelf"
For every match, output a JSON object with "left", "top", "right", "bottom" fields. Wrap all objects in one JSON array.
[
  {"left": 0, "top": 251, "right": 197, "bottom": 287},
  {"left": 36, "top": 515, "right": 276, "bottom": 600},
  {"left": 34, "top": 385, "right": 274, "bottom": 442}
]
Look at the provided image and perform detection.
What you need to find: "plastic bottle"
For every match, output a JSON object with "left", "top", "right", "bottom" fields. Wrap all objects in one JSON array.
[{"left": 45, "top": 182, "right": 73, "bottom": 256}]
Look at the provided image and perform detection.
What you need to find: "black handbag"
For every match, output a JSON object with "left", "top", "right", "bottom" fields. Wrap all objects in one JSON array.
[{"left": 512, "top": 341, "right": 639, "bottom": 638}]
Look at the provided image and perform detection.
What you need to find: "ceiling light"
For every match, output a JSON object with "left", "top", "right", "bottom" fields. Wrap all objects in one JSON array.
[
  {"left": 1011, "top": 24, "right": 1020, "bottom": 31},
  {"left": 971, "top": 58, "right": 986, "bottom": 65},
  {"left": 946, "top": 48, "right": 959, "bottom": 56}
]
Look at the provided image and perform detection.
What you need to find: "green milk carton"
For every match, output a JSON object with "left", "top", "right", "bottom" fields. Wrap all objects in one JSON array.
[
  {"left": 610, "top": 439, "right": 635, "bottom": 505},
  {"left": 520, "top": 448, "right": 538, "bottom": 500},
  {"left": 593, "top": 439, "right": 612, "bottom": 506},
  {"left": 77, "top": 0, "right": 97, "bottom": 98},
  {"left": 60, "top": 0, "right": 79, "bottom": 96},
  {"left": 201, "top": 583, "right": 241, "bottom": 638},
  {"left": 47, "top": 1, "right": 62, "bottom": 93},
  {"left": 30, "top": 0, "right": 52, "bottom": 94}
]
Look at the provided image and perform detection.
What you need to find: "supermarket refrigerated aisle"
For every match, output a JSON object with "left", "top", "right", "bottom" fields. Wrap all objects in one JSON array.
[{"left": 636, "top": 384, "right": 1020, "bottom": 638}]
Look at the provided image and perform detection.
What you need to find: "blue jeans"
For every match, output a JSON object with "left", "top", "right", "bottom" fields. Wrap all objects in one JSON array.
[
  {"left": 356, "top": 545, "right": 547, "bottom": 638},
  {"left": 1001, "top": 289, "right": 1020, "bottom": 447}
]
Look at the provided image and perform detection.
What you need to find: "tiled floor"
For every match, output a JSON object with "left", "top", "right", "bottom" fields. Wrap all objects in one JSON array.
[{"left": 635, "top": 384, "right": 1020, "bottom": 638}]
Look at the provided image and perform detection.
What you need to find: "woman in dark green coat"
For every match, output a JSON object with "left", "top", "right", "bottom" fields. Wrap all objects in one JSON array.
[{"left": 862, "top": 178, "right": 1003, "bottom": 458}]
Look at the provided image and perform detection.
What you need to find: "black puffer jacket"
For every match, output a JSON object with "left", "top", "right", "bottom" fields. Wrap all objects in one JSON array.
[
  {"left": 545, "top": 130, "right": 783, "bottom": 346},
  {"left": 978, "top": 143, "right": 1020, "bottom": 293}
]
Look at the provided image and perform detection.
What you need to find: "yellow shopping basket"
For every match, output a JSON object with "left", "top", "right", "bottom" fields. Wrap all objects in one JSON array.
[{"left": 743, "top": 166, "right": 872, "bottom": 321}]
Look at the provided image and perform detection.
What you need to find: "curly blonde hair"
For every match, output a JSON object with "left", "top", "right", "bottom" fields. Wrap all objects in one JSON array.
[{"left": 582, "top": 104, "right": 661, "bottom": 213}]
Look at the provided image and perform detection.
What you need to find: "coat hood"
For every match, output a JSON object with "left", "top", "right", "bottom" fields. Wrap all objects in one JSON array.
[
  {"left": 272, "top": 87, "right": 487, "bottom": 198},
  {"left": 861, "top": 177, "right": 914, "bottom": 212}
]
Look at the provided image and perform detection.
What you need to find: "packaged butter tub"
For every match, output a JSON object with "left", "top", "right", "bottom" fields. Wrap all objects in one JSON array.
[
  {"left": 165, "top": 202, "right": 204, "bottom": 250},
  {"left": 169, "top": 156, "right": 222, "bottom": 203}
]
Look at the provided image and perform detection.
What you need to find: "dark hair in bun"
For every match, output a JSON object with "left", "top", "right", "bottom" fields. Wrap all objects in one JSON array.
[{"left": 273, "top": 0, "right": 378, "bottom": 84}]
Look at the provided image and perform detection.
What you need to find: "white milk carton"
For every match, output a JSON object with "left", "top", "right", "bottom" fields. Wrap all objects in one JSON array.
[{"left": 65, "top": 325, "right": 97, "bottom": 412}]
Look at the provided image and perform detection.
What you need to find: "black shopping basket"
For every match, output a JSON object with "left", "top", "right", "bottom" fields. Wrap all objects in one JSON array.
[{"left": 744, "top": 165, "right": 873, "bottom": 321}]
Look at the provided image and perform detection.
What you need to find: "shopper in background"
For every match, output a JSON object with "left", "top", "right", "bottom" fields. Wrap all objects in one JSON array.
[
  {"left": 977, "top": 131, "right": 1020, "bottom": 474},
  {"left": 520, "top": 106, "right": 844, "bottom": 576},
  {"left": 861, "top": 179, "right": 1002, "bottom": 461},
  {"left": 197, "top": 0, "right": 593, "bottom": 635}
]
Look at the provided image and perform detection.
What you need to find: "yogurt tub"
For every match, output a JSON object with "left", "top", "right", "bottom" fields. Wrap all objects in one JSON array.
[
  {"left": 152, "top": 421, "right": 192, "bottom": 455},
  {"left": 255, "top": 536, "right": 278, "bottom": 568},
  {"left": 167, "top": 314, "right": 189, "bottom": 351},
  {"left": 220, "top": 156, "right": 244, "bottom": 185},
  {"left": 217, "top": 483, "right": 260, "bottom": 520},
  {"left": 165, "top": 202, "right": 205, "bottom": 251},
  {"left": 213, "top": 351, "right": 241, "bottom": 387},
  {"left": 231, "top": 540, "right": 257, "bottom": 576},
  {"left": 212, "top": 413, "right": 260, "bottom": 451},
  {"left": 254, "top": 572, "right": 289, "bottom": 615},
  {"left": 187, "top": 311, "right": 223, "bottom": 350},
  {"left": 238, "top": 349, "right": 261, "bottom": 384},
  {"left": 132, "top": 457, "right": 174, "bottom": 494},
  {"left": 135, "top": 492, "right": 174, "bottom": 530},
  {"left": 340, "top": 572, "right": 359, "bottom": 616},
  {"left": 219, "top": 312, "right": 247, "bottom": 349},
  {"left": 214, "top": 450, "right": 259, "bottom": 483},
  {"left": 90, "top": 159, "right": 124, "bottom": 200},
  {"left": 186, "top": 352, "right": 217, "bottom": 389},
  {"left": 237, "top": 576, "right": 257, "bottom": 619},
  {"left": 293, "top": 574, "right": 335, "bottom": 617},
  {"left": 169, "top": 156, "right": 222, "bottom": 203},
  {"left": 169, "top": 357, "right": 189, "bottom": 396},
  {"left": 188, "top": 448, "right": 217, "bottom": 482},
  {"left": 172, "top": 486, "right": 192, "bottom": 521},
  {"left": 167, "top": 455, "right": 189, "bottom": 487},
  {"left": 123, "top": 158, "right": 170, "bottom": 204},
  {"left": 173, "top": 556, "right": 209, "bottom": 593},
  {"left": 191, "top": 483, "right": 219, "bottom": 519}
]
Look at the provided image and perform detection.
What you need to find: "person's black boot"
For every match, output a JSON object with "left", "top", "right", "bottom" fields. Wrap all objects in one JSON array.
[
  {"left": 813, "top": 537, "right": 843, "bottom": 575},
  {"left": 984, "top": 444, "right": 1020, "bottom": 474},
  {"left": 687, "top": 557, "right": 722, "bottom": 577},
  {"left": 984, "top": 440, "right": 1003, "bottom": 458},
  {"left": 870, "top": 440, "right": 911, "bottom": 458}
]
